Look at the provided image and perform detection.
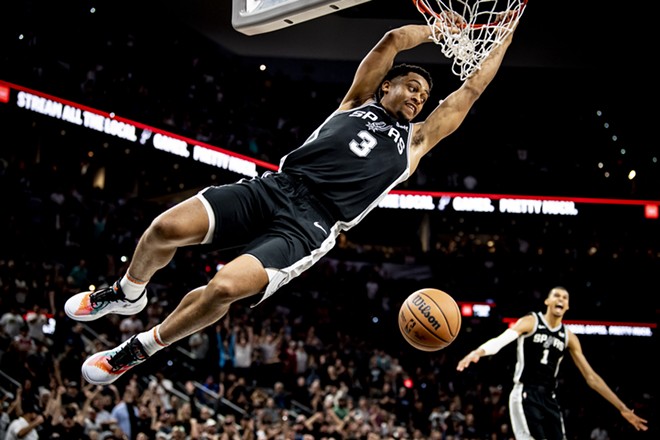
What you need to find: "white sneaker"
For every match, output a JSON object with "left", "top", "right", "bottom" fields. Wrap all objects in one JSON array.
[
  {"left": 82, "top": 336, "right": 150, "bottom": 385},
  {"left": 65, "top": 282, "right": 147, "bottom": 322}
]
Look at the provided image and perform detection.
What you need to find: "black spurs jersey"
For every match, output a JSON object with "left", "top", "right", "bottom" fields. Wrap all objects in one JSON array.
[
  {"left": 513, "top": 312, "right": 568, "bottom": 390},
  {"left": 280, "top": 102, "right": 412, "bottom": 225}
]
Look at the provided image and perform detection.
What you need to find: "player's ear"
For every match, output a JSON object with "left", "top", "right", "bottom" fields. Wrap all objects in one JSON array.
[{"left": 381, "top": 80, "right": 391, "bottom": 96}]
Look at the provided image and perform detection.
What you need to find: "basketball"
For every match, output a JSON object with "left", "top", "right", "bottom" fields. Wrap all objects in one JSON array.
[{"left": 398, "top": 288, "right": 461, "bottom": 351}]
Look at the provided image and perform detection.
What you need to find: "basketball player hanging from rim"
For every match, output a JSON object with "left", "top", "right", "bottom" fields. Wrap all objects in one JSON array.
[
  {"left": 456, "top": 287, "right": 649, "bottom": 438},
  {"left": 66, "top": 8, "right": 523, "bottom": 385}
]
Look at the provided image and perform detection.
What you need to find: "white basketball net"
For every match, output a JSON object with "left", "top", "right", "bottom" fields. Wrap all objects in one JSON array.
[{"left": 414, "top": 0, "right": 527, "bottom": 80}]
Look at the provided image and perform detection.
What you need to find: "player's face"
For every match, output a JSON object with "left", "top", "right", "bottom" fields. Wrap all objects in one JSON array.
[
  {"left": 544, "top": 288, "right": 569, "bottom": 318},
  {"left": 381, "top": 73, "right": 430, "bottom": 121}
]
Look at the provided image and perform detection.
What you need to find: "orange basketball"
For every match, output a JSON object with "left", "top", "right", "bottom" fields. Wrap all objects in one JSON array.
[{"left": 398, "top": 288, "right": 461, "bottom": 351}]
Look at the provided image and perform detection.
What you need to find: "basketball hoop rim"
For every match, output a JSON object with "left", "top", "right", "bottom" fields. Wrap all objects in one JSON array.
[{"left": 413, "top": 0, "right": 528, "bottom": 29}]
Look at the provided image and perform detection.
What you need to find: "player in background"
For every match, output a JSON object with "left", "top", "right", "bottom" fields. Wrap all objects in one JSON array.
[{"left": 456, "top": 286, "right": 649, "bottom": 439}]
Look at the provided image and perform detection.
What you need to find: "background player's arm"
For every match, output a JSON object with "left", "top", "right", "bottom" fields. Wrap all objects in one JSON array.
[
  {"left": 567, "top": 330, "right": 649, "bottom": 431},
  {"left": 338, "top": 24, "right": 433, "bottom": 111},
  {"left": 409, "top": 18, "right": 519, "bottom": 171},
  {"left": 456, "top": 314, "right": 533, "bottom": 371}
]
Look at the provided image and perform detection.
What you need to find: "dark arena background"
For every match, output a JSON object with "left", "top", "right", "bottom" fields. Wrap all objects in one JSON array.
[{"left": 0, "top": 1, "right": 656, "bottom": 439}]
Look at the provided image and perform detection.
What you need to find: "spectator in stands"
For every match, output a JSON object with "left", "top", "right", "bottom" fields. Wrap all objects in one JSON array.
[
  {"left": 4, "top": 398, "right": 44, "bottom": 440},
  {"left": 280, "top": 339, "right": 298, "bottom": 385},
  {"left": 134, "top": 402, "right": 156, "bottom": 440},
  {"left": 195, "top": 405, "right": 215, "bottom": 427},
  {"left": 83, "top": 386, "right": 119, "bottom": 434},
  {"left": 144, "top": 297, "right": 165, "bottom": 330},
  {"left": 24, "top": 306, "right": 50, "bottom": 347},
  {"left": 591, "top": 425, "right": 610, "bottom": 440},
  {"left": 227, "top": 375, "right": 251, "bottom": 410},
  {"left": 394, "top": 385, "right": 412, "bottom": 426},
  {"left": 81, "top": 396, "right": 103, "bottom": 437},
  {"left": 147, "top": 373, "right": 175, "bottom": 412},
  {"left": 0, "top": 395, "right": 12, "bottom": 440},
  {"left": 289, "top": 375, "right": 312, "bottom": 412},
  {"left": 1, "top": 306, "right": 24, "bottom": 339},
  {"left": 110, "top": 386, "right": 139, "bottom": 440},
  {"left": 119, "top": 314, "right": 145, "bottom": 343},
  {"left": 232, "top": 324, "right": 254, "bottom": 384},
  {"left": 255, "top": 328, "right": 283, "bottom": 384},
  {"left": 67, "top": 259, "right": 89, "bottom": 290},
  {"left": 258, "top": 396, "right": 281, "bottom": 426},
  {"left": 188, "top": 329, "right": 210, "bottom": 364},
  {"left": 49, "top": 402, "right": 87, "bottom": 439},
  {"left": 13, "top": 325, "right": 37, "bottom": 359},
  {"left": 294, "top": 340, "right": 309, "bottom": 376},
  {"left": 60, "top": 381, "right": 84, "bottom": 407},
  {"left": 215, "top": 320, "right": 235, "bottom": 375}
]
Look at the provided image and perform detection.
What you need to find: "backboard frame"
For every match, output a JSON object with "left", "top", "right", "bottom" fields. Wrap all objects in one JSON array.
[{"left": 232, "top": 0, "right": 372, "bottom": 35}]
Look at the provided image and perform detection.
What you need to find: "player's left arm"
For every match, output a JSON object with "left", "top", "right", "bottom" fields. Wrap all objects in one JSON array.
[
  {"left": 409, "top": 15, "right": 519, "bottom": 172},
  {"left": 456, "top": 313, "right": 533, "bottom": 371},
  {"left": 567, "top": 330, "right": 649, "bottom": 431}
]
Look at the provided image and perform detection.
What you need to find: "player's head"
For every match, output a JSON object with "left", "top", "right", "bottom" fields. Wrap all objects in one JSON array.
[
  {"left": 377, "top": 64, "right": 433, "bottom": 121},
  {"left": 544, "top": 286, "right": 570, "bottom": 317}
]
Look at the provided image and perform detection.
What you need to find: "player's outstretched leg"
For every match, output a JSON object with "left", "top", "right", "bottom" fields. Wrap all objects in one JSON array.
[
  {"left": 65, "top": 280, "right": 147, "bottom": 322},
  {"left": 81, "top": 335, "right": 150, "bottom": 385}
]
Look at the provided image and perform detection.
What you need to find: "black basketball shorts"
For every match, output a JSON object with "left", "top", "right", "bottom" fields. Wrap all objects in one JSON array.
[
  {"left": 196, "top": 171, "right": 339, "bottom": 305},
  {"left": 509, "top": 383, "right": 567, "bottom": 440}
]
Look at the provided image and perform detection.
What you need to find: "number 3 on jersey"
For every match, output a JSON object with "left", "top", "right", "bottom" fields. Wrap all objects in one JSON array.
[{"left": 349, "top": 130, "right": 377, "bottom": 157}]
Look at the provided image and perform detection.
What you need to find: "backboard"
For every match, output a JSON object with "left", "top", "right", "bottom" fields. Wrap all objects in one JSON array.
[{"left": 232, "top": 0, "right": 372, "bottom": 35}]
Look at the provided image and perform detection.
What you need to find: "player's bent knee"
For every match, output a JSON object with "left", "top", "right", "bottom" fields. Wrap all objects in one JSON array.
[
  {"left": 204, "top": 279, "right": 245, "bottom": 306},
  {"left": 148, "top": 214, "right": 202, "bottom": 245}
]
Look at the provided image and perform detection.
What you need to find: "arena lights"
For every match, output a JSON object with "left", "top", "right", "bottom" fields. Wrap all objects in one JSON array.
[
  {"left": 2, "top": 79, "right": 659, "bottom": 218},
  {"left": 380, "top": 191, "right": 659, "bottom": 218},
  {"left": 378, "top": 193, "right": 581, "bottom": 215},
  {"left": 458, "top": 301, "right": 495, "bottom": 318},
  {"left": 2, "top": 81, "right": 272, "bottom": 179},
  {"left": 503, "top": 318, "right": 655, "bottom": 338}
]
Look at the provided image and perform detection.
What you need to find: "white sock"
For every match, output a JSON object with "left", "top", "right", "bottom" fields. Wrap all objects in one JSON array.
[
  {"left": 136, "top": 325, "right": 169, "bottom": 356},
  {"left": 119, "top": 273, "right": 147, "bottom": 300}
]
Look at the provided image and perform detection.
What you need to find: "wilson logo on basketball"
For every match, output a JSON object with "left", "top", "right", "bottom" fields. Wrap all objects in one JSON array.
[{"left": 411, "top": 294, "right": 441, "bottom": 331}]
